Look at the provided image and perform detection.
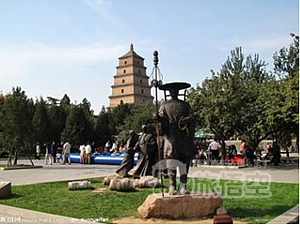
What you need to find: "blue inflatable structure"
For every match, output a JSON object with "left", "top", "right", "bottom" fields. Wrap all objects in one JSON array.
[{"left": 70, "top": 153, "right": 139, "bottom": 165}]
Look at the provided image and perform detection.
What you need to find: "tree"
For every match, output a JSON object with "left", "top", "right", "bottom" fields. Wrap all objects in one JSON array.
[
  {"left": 95, "top": 106, "right": 112, "bottom": 146},
  {"left": 32, "top": 97, "right": 50, "bottom": 144},
  {"left": 0, "top": 87, "right": 34, "bottom": 165},
  {"left": 109, "top": 104, "right": 134, "bottom": 134},
  {"left": 60, "top": 94, "right": 71, "bottom": 106},
  {"left": 81, "top": 98, "right": 92, "bottom": 113},
  {"left": 61, "top": 105, "right": 92, "bottom": 148},
  {"left": 188, "top": 47, "right": 271, "bottom": 151},
  {"left": 46, "top": 96, "right": 59, "bottom": 105},
  {"left": 118, "top": 102, "right": 156, "bottom": 143},
  {"left": 269, "top": 34, "right": 299, "bottom": 151},
  {"left": 273, "top": 33, "right": 299, "bottom": 78},
  {"left": 236, "top": 53, "right": 272, "bottom": 151},
  {"left": 48, "top": 104, "right": 66, "bottom": 142}
]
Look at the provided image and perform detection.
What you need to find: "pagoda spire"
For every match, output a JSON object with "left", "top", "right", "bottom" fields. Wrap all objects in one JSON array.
[{"left": 130, "top": 43, "right": 134, "bottom": 51}]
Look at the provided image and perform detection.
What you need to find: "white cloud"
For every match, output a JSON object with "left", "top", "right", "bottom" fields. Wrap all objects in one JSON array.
[
  {"left": 80, "top": 0, "right": 112, "bottom": 21},
  {"left": 244, "top": 36, "right": 291, "bottom": 53},
  {"left": 215, "top": 35, "right": 291, "bottom": 53},
  {"left": 0, "top": 43, "right": 127, "bottom": 79}
]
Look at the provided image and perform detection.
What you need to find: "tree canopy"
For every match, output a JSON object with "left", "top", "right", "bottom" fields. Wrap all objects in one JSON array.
[{"left": 188, "top": 34, "right": 299, "bottom": 151}]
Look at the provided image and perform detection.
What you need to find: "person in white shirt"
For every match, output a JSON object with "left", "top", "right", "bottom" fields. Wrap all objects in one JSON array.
[
  {"left": 208, "top": 138, "right": 221, "bottom": 162},
  {"left": 36, "top": 143, "right": 41, "bottom": 160},
  {"left": 79, "top": 144, "right": 85, "bottom": 164},
  {"left": 63, "top": 140, "right": 71, "bottom": 165},
  {"left": 85, "top": 142, "right": 92, "bottom": 164},
  {"left": 105, "top": 141, "right": 111, "bottom": 152}
]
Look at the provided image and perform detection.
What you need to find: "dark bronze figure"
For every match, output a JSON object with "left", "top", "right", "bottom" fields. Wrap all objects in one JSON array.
[
  {"left": 116, "top": 130, "right": 138, "bottom": 178},
  {"left": 133, "top": 125, "right": 158, "bottom": 178},
  {"left": 158, "top": 82, "right": 196, "bottom": 195}
]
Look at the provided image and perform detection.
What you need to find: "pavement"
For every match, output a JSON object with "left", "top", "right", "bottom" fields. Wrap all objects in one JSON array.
[
  {"left": 0, "top": 158, "right": 298, "bottom": 224},
  {"left": 0, "top": 204, "right": 94, "bottom": 224},
  {"left": 267, "top": 205, "right": 299, "bottom": 224},
  {"left": 0, "top": 158, "right": 298, "bottom": 186},
  {"left": 0, "top": 159, "right": 118, "bottom": 186}
]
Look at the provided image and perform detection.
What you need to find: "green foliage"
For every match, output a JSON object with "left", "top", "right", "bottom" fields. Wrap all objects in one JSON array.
[
  {"left": 188, "top": 47, "right": 272, "bottom": 150},
  {"left": 32, "top": 97, "right": 50, "bottom": 144},
  {"left": 47, "top": 104, "right": 66, "bottom": 142},
  {"left": 61, "top": 105, "right": 93, "bottom": 148},
  {"left": 110, "top": 103, "right": 134, "bottom": 134},
  {"left": 189, "top": 34, "right": 299, "bottom": 151},
  {"left": 95, "top": 106, "right": 112, "bottom": 146},
  {"left": 262, "top": 35, "right": 299, "bottom": 149},
  {"left": 273, "top": 33, "right": 299, "bottom": 78},
  {"left": 119, "top": 102, "right": 156, "bottom": 134},
  {"left": 60, "top": 94, "right": 71, "bottom": 107},
  {"left": 115, "top": 102, "right": 156, "bottom": 144},
  {"left": 0, "top": 87, "right": 34, "bottom": 148},
  {"left": 0, "top": 87, "right": 34, "bottom": 164}
]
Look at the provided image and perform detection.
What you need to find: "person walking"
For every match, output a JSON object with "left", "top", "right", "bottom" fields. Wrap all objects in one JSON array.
[
  {"left": 45, "top": 143, "right": 53, "bottom": 165},
  {"left": 79, "top": 144, "right": 85, "bottom": 164},
  {"left": 51, "top": 141, "right": 58, "bottom": 164},
  {"left": 85, "top": 142, "right": 92, "bottom": 164},
  {"left": 239, "top": 139, "right": 248, "bottom": 165},
  {"left": 208, "top": 138, "right": 221, "bottom": 163},
  {"left": 272, "top": 141, "right": 281, "bottom": 166},
  {"left": 35, "top": 143, "right": 41, "bottom": 160},
  {"left": 63, "top": 140, "right": 71, "bottom": 165}
]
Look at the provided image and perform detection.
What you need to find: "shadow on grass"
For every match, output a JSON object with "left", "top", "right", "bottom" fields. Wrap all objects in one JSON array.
[
  {"left": 229, "top": 204, "right": 295, "bottom": 221},
  {"left": 0, "top": 193, "right": 22, "bottom": 200}
]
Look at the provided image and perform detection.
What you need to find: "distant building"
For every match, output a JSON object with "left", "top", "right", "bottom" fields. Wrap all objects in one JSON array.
[{"left": 109, "top": 44, "right": 153, "bottom": 108}]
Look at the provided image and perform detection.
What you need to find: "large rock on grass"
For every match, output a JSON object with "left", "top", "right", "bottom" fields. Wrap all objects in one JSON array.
[
  {"left": 0, "top": 182, "right": 11, "bottom": 199},
  {"left": 138, "top": 193, "right": 222, "bottom": 219}
]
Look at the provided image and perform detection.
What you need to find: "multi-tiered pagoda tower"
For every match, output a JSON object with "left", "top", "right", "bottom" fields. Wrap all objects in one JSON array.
[{"left": 109, "top": 44, "right": 153, "bottom": 108}]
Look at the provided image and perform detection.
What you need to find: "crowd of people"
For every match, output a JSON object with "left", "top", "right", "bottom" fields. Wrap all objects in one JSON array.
[
  {"left": 191, "top": 138, "right": 284, "bottom": 167},
  {"left": 35, "top": 136, "right": 286, "bottom": 168},
  {"left": 35, "top": 140, "right": 73, "bottom": 165},
  {"left": 35, "top": 138, "right": 126, "bottom": 165}
]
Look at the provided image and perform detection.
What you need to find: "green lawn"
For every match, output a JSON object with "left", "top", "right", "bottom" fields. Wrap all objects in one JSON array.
[{"left": 0, "top": 178, "right": 298, "bottom": 224}]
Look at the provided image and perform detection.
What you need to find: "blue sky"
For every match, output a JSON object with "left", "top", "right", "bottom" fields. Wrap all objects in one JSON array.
[{"left": 0, "top": 0, "right": 298, "bottom": 113}]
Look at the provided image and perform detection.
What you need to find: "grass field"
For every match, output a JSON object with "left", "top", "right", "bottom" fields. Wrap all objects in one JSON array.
[{"left": 0, "top": 178, "right": 298, "bottom": 224}]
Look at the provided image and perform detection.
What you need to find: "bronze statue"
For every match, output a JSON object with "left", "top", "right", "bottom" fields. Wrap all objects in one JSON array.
[
  {"left": 158, "top": 82, "right": 196, "bottom": 195},
  {"left": 133, "top": 125, "right": 158, "bottom": 178},
  {"left": 116, "top": 130, "right": 138, "bottom": 178}
]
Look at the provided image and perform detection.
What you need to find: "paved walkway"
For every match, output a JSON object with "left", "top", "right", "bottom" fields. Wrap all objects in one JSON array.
[
  {"left": 0, "top": 159, "right": 118, "bottom": 186},
  {"left": 0, "top": 204, "right": 94, "bottom": 224},
  {"left": 0, "top": 159, "right": 298, "bottom": 186},
  {"left": 267, "top": 205, "right": 299, "bottom": 224}
]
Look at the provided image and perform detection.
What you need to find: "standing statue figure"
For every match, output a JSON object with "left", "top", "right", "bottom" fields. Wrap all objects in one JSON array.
[
  {"left": 116, "top": 130, "right": 138, "bottom": 178},
  {"left": 158, "top": 82, "right": 196, "bottom": 195},
  {"left": 133, "top": 125, "right": 158, "bottom": 178}
]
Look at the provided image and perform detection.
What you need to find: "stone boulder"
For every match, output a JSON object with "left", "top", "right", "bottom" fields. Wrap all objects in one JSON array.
[
  {"left": 68, "top": 181, "right": 91, "bottom": 190},
  {"left": 0, "top": 182, "right": 11, "bottom": 199},
  {"left": 138, "top": 193, "right": 222, "bottom": 219}
]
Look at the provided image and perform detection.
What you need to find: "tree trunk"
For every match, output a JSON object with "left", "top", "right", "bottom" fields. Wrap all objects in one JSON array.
[
  {"left": 6, "top": 148, "right": 13, "bottom": 167},
  {"left": 28, "top": 147, "right": 34, "bottom": 166},
  {"left": 286, "top": 146, "right": 289, "bottom": 158},
  {"left": 13, "top": 149, "right": 18, "bottom": 165}
]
